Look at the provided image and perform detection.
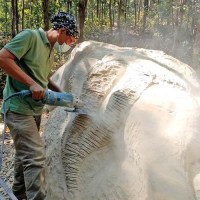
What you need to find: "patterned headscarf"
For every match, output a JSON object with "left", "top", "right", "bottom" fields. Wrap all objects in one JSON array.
[{"left": 50, "top": 11, "right": 79, "bottom": 39}]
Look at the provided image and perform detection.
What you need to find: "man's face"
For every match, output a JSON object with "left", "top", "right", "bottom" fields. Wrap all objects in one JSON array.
[{"left": 58, "top": 28, "right": 77, "bottom": 46}]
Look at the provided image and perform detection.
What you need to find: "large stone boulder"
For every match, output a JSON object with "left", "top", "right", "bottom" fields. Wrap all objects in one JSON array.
[{"left": 43, "top": 41, "right": 200, "bottom": 200}]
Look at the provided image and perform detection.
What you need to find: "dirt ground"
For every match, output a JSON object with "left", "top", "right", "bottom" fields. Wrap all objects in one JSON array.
[{"left": 0, "top": 112, "right": 49, "bottom": 199}]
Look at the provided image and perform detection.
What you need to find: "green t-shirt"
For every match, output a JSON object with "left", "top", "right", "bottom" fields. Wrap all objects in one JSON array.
[{"left": 1, "top": 28, "right": 54, "bottom": 116}]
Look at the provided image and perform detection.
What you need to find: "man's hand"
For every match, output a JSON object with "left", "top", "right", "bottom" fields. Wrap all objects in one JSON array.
[{"left": 29, "top": 83, "right": 45, "bottom": 100}]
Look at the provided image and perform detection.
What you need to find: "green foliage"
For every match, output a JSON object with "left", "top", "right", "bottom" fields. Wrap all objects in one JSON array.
[
  {"left": 0, "top": 0, "right": 198, "bottom": 40},
  {"left": 157, "top": 0, "right": 172, "bottom": 19},
  {"left": 84, "top": 17, "right": 111, "bottom": 40}
]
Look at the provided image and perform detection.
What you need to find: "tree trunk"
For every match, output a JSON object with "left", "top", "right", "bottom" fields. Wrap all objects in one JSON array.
[
  {"left": 78, "top": 0, "right": 88, "bottom": 42},
  {"left": 91, "top": 0, "right": 94, "bottom": 21},
  {"left": 97, "top": 0, "right": 99, "bottom": 18},
  {"left": 22, "top": 0, "right": 24, "bottom": 30},
  {"left": 30, "top": 2, "right": 33, "bottom": 28},
  {"left": 11, "top": 0, "right": 16, "bottom": 38},
  {"left": 67, "top": 1, "right": 72, "bottom": 12},
  {"left": 171, "top": 0, "right": 174, "bottom": 28},
  {"left": 142, "top": 0, "right": 148, "bottom": 33},
  {"left": 117, "top": 0, "right": 122, "bottom": 45},
  {"left": 67, "top": 1, "right": 70, "bottom": 12},
  {"left": 157, "top": 0, "right": 159, "bottom": 25},
  {"left": 42, "top": 0, "right": 49, "bottom": 31},
  {"left": 180, "top": 0, "right": 185, "bottom": 25},
  {"left": 109, "top": 0, "right": 112, "bottom": 29},
  {"left": 4, "top": 0, "right": 8, "bottom": 35},
  {"left": 101, "top": 1, "right": 104, "bottom": 22},
  {"left": 124, "top": 0, "right": 127, "bottom": 23},
  {"left": 167, "top": 0, "right": 171, "bottom": 25},
  {"left": 138, "top": 0, "right": 141, "bottom": 21},
  {"left": 104, "top": 0, "right": 106, "bottom": 20},
  {"left": 112, "top": 0, "right": 116, "bottom": 27},
  {"left": 117, "top": 0, "right": 122, "bottom": 31},
  {"left": 193, "top": 17, "right": 200, "bottom": 70},
  {"left": 134, "top": 0, "right": 137, "bottom": 27},
  {"left": 191, "top": 0, "right": 196, "bottom": 36},
  {"left": 15, "top": 0, "right": 19, "bottom": 33},
  {"left": 175, "top": 1, "right": 179, "bottom": 26},
  {"left": 171, "top": 1, "right": 180, "bottom": 56}
]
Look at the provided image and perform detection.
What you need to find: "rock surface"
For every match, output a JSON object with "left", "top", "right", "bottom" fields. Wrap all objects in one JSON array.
[{"left": 44, "top": 40, "right": 200, "bottom": 200}]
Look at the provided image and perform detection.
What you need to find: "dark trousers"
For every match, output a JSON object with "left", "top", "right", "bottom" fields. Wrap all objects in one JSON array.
[{"left": 5, "top": 111, "right": 46, "bottom": 200}]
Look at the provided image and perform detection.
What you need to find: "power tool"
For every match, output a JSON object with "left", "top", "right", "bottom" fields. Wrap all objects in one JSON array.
[
  {"left": 0, "top": 90, "right": 85, "bottom": 200},
  {"left": 19, "top": 90, "right": 85, "bottom": 113}
]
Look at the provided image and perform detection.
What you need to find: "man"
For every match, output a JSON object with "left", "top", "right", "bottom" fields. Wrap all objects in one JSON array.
[{"left": 0, "top": 11, "right": 78, "bottom": 200}]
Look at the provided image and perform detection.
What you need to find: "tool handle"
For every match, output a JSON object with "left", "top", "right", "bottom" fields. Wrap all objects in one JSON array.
[{"left": 20, "top": 90, "right": 32, "bottom": 98}]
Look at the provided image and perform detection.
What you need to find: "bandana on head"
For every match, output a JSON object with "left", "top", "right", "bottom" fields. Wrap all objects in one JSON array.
[{"left": 50, "top": 11, "right": 79, "bottom": 39}]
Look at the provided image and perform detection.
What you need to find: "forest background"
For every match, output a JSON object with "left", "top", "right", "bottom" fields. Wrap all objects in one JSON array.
[{"left": 0, "top": 0, "right": 200, "bottom": 98}]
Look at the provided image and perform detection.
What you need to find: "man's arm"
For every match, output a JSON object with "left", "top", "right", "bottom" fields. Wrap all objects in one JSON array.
[
  {"left": 48, "top": 77, "right": 63, "bottom": 92},
  {"left": 0, "top": 48, "right": 45, "bottom": 100}
]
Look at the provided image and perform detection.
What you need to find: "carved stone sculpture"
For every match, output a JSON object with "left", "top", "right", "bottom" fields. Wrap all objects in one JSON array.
[{"left": 43, "top": 41, "right": 200, "bottom": 200}]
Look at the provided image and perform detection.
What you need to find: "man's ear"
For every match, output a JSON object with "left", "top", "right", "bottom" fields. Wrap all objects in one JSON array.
[
  {"left": 59, "top": 28, "right": 66, "bottom": 35},
  {"left": 57, "top": 29, "right": 61, "bottom": 35},
  {"left": 57, "top": 29, "right": 62, "bottom": 35}
]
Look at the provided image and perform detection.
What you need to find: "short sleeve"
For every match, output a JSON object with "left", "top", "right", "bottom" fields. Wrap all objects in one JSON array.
[{"left": 4, "top": 30, "right": 33, "bottom": 60}]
